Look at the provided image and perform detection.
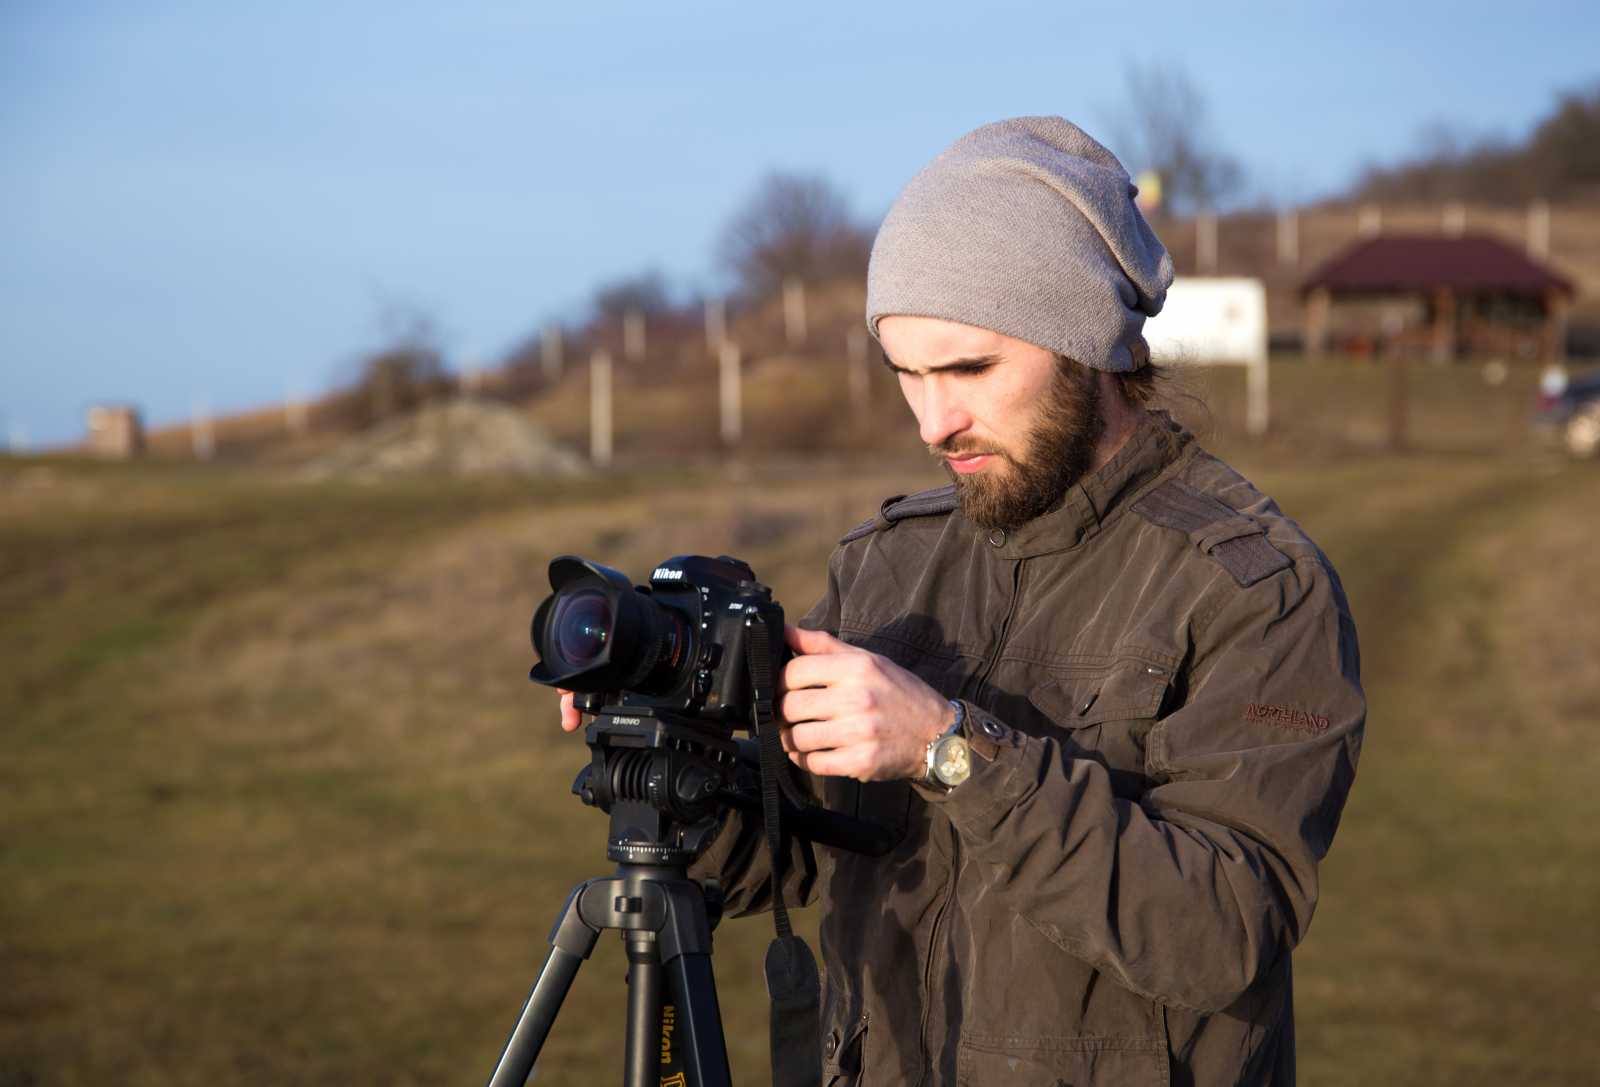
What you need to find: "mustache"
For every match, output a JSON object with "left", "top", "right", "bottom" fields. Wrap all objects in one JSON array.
[{"left": 930, "top": 438, "right": 1009, "bottom": 459}]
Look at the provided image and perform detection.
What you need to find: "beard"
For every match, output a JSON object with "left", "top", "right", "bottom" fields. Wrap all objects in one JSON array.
[{"left": 934, "top": 362, "right": 1106, "bottom": 532}]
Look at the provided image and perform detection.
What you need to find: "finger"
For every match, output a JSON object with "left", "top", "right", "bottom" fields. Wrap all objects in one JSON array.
[
  {"left": 781, "top": 652, "right": 854, "bottom": 694},
  {"left": 785, "top": 624, "right": 854, "bottom": 656},
  {"left": 778, "top": 687, "right": 835, "bottom": 725},
  {"left": 785, "top": 718, "right": 851, "bottom": 754},
  {"left": 789, "top": 747, "right": 860, "bottom": 779},
  {"left": 558, "top": 690, "right": 581, "bottom": 732}
]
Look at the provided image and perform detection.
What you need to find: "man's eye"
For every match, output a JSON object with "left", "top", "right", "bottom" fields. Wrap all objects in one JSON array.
[{"left": 954, "top": 365, "right": 990, "bottom": 377}]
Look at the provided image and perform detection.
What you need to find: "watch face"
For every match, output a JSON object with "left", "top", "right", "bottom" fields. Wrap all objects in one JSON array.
[{"left": 933, "top": 735, "right": 972, "bottom": 786}]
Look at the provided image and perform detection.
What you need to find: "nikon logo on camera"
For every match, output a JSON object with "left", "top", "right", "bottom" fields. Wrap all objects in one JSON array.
[{"left": 652, "top": 567, "right": 684, "bottom": 581}]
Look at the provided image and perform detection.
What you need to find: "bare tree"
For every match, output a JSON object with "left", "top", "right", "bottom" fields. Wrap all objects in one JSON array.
[
  {"left": 1527, "top": 81, "right": 1600, "bottom": 198},
  {"left": 1348, "top": 81, "right": 1600, "bottom": 204},
  {"left": 1106, "top": 61, "right": 1245, "bottom": 215},
  {"left": 716, "top": 171, "right": 871, "bottom": 297},
  {"left": 330, "top": 304, "right": 452, "bottom": 427},
  {"left": 589, "top": 268, "right": 673, "bottom": 323}
]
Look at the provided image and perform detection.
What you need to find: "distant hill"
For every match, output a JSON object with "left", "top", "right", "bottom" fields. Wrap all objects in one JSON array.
[{"left": 1345, "top": 82, "right": 1600, "bottom": 205}]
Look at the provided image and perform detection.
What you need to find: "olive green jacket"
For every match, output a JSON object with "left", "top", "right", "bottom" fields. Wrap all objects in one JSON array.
[{"left": 692, "top": 412, "right": 1365, "bottom": 1086}]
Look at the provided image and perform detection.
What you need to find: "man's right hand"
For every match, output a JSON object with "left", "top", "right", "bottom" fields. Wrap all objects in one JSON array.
[{"left": 558, "top": 688, "right": 583, "bottom": 732}]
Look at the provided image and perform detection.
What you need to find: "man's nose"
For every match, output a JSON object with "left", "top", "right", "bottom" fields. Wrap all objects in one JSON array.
[{"left": 916, "top": 380, "right": 971, "bottom": 447}]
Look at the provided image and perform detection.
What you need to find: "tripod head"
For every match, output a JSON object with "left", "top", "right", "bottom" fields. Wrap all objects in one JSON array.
[
  {"left": 572, "top": 706, "right": 740, "bottom": 866},
  {"left": 572, "top": 702, "right": 897, "bottom": 866}
]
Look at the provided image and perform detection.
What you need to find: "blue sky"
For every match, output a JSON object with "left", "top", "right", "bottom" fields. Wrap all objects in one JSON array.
[{"left": 3, "top": 1, "right": 1597, "bottom": 447}]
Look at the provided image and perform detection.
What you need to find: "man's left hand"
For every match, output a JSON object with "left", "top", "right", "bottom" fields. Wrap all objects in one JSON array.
[{"left": 778, "top": 624, "right": 954, "bottom": 782}]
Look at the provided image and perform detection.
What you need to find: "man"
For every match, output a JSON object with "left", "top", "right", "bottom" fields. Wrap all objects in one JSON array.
[{"left": 562, "top": 117, "right": 1364, "bottom": 1086}]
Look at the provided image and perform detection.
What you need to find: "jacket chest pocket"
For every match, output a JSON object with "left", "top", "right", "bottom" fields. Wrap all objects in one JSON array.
[
  {"left": 824, "top": 635, "right": 970, "bottom": 848},
  {"left": 1023, "top": 658, "right": 1174, "bottom": 795},
  {"left": 849, "top": 632, "right": 971, "bottom": 698}
]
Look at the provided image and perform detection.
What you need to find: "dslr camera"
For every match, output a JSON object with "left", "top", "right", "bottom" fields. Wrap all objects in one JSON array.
[
  {"left": 528, "top": 552, "right": 888, "bottom": 864},
  {"left": 530, "top": 553, "right": 785, "bottom": 728}
]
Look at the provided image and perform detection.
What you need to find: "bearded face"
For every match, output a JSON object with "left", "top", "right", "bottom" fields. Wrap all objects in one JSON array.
[{"left": 932, "top": 360, "right": 1105, "bottom": 532}]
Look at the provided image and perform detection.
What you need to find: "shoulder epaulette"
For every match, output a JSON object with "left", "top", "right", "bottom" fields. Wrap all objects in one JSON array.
[
  {"left": 840, "top": 484, "right": 959, "bottom": 544},
  {"left": 1131, "top": 479, "right": 1291, "bottom": 587}
]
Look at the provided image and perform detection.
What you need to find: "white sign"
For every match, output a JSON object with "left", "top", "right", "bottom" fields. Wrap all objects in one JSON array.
[{"left": 1144, "top": 276, "right": 1270, "bottom": 436}]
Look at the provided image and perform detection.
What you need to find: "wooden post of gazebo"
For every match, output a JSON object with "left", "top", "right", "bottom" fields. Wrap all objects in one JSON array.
[
  {"left": 1544, "top": 288, "right": 1570, "bottom": 362},
  {"left": 1304, "top": 286, "right": 1331, "bottom": 361},
  {"left": 1429, "top": 286, "right": 1457, "bottom": 365}
]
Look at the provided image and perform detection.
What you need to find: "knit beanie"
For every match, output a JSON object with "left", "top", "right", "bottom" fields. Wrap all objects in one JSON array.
[{"left": 866, "top": 116, "right": 1173, "bottom": 372}]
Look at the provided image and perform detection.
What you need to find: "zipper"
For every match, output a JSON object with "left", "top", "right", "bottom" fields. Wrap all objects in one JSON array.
[
  {"left": 974, "top": 559, "right": 1027, "bottom": 701},
  {"left": 916, "top": 826, "right": 959, "bottom": 1085},
  {"left": 916, "top": 556, "right": 1027, "bottom": 1082}
]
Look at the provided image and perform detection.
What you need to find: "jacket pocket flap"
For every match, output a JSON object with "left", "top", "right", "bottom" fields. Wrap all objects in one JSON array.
[{"left": 1027, "top": 660, "right": 1171, "bottom": 727}]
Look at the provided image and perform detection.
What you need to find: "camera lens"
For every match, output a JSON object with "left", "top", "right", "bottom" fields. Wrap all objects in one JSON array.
[
  {"left": 530, "top": 564, "right": 697, "bottom": 696},
  {"left": 550, "top": 590, "right": 612, "bottom": 669}
]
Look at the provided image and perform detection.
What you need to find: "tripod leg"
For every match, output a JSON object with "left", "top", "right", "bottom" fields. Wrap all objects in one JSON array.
[
  {"left": 486, "top": 948, "right": 584, "bottom": 1087},
  {"left": 485, "top": 883, "right": 605, "bottom": 1087},
  {"left": 624, "top": 935, "right": 664, "bottom": 1087},
  {"left": 665, "top": 951, "right": 732, "bottom": 1087}
]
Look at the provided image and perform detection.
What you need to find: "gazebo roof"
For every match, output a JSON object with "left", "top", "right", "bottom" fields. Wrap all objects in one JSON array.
[{"left": 1301, "top": 234, "right": 1574, "bottom": 297}]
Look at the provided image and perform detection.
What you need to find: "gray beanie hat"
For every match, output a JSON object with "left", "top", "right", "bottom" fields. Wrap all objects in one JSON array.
[{"left": 866, "top": 116, "right": 1173, "bottom": 372}]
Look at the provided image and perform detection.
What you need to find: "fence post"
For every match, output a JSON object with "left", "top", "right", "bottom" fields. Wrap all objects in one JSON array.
[
  {"left": 1196, "top": 212, "right": 1218, "bottom": 274},
  {"left": 705, "top": 297, "right": 726, "bottom": 355},
  {"left": 1277, "top": 208, "right": 1298, "bottom": 267},
  {"left": 286, "top": 379, "right": 309, "bottom": 436},
  {"left": 590, "top": 350, "right": 613, "bottom": 467},
  {"left": 719, "top": 341, "right": 742, "bottom": 446},
  {"left": 623, "top": 309, "right": 646, "bottom": 363},
  {"left": 847, "top": 328, "right": 870, "bottom": 415},
  {"left": 1304, "top": 287, "right": 1331, "bottom": 361},
  {"left": 542, "top": 323, "right": 564, "bottom": 382},
  {"left": 1245, "top": 358, "right": 1269, "bottom": 438},
  {"left": 783, "top": 278, "right": 807, "bottom": 348},
  {"left": 192, "top": 397, "right": 214, "bottom": 461},
  {"left": 1528, "top": 199, "right": 1551, "bottom": 260}
]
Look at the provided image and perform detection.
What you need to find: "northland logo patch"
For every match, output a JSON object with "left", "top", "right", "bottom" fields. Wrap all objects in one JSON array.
[{"left": 1244, "top": 702, "right": 1331, "bottom": 735}]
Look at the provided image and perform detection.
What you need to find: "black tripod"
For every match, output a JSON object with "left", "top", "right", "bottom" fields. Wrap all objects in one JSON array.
[
  {"left": 486, "top": 856, "right": 730, "bottom": 1087},
  {"left": 484, "top": 711, "right": 745, "bottom": 1087},
  {"left": 484, "top": 709, "right": 893, "bottom": 1087}
]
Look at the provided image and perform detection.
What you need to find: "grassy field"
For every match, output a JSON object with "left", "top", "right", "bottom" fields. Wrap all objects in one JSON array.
[{"left": 3, "top": 363, "right": 1598, "bottom": 1085}]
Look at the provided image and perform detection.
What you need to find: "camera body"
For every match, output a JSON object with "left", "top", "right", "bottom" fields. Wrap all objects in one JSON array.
[{"left": 529, "top": 553, "right": 787, "bottom": 730}]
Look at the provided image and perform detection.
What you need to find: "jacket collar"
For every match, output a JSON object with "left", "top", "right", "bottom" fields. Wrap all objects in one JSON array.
[{"left": 986, "top": 410, "right": 1192, "bottom": 560}]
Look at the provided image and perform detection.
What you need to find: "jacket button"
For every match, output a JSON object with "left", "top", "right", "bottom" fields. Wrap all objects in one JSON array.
[
  {"left": 981, "top": 719, "right": 1004, "bottom": 738},
  {"left": 988, "top": 529, "right": 1006, "bottom": 547},
  {"left": 824, "top": 1030, "right": 839, "bottom": 1058}
]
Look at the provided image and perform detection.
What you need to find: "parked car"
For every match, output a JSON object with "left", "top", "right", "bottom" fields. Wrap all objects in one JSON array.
[{"left": 1533, "top": 366, "right": 1600, "bottom": 459}]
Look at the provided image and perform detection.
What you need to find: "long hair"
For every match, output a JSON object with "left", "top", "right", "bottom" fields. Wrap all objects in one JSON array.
[{"left": 1055, "top": 337, "right": 1167, "bottom": 406}]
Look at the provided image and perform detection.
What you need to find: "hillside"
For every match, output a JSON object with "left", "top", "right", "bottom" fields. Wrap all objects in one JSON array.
[{"left": 4, "top": 367, "right": 1599, "bottom": 1084}]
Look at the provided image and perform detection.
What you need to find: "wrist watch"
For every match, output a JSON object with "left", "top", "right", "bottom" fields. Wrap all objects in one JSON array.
[{"left": 923, "top": 699, "right": 973, "bottom": 790}]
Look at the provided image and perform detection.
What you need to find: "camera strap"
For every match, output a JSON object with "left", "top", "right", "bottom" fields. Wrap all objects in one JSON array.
[{"left": 745, "top": 617, "right": 822, "bottom": 1087}]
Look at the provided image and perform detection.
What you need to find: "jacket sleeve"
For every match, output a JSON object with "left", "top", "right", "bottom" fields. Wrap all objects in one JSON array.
[
  {"left": 926, "top": 554, "right": 1364, "bottom": 1012},
  {"left": 684, "top": 552, "right": 845, "bottom": 917}
]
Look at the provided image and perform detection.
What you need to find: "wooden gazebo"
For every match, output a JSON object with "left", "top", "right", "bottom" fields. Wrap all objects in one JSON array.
[{"left": 1301, "top": 235, "right": 1575, "bottom": 362}]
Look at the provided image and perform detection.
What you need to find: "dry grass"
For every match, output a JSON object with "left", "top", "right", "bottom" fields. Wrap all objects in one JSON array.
[{"left": 3, "top": 365, "right": 1598, "bottom": 1085}]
